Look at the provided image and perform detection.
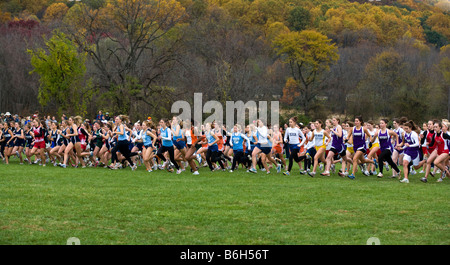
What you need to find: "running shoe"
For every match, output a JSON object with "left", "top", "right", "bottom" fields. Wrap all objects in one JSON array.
[
  {"left": 400, "top": 178, "right": 409, "bottom": 183},
  {"left": 307, "top": 171, "right": 316, "bottom": 177},
  {"left": 248, "top": 168, "right": 257, "bottom": 174}
]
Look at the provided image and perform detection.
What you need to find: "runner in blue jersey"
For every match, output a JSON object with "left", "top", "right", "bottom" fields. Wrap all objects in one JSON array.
[
  {"left": 157, "top": 118, "right": 180, "bottom": 173},
  {"left": 229, "top": 124, "right": 251, "bottom": 172}
]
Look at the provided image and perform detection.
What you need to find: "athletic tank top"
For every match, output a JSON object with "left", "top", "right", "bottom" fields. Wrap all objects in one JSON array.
[
  {"left": 215, "top": 130, "right": 224, "bottom": 151},
  {"left": 160, "top": 127, "right": 172, "bottom": 147},
  {"left": 369, "top": 129, "right": 378, "bottom": 144},
  {"left": 435, "top": 132, "right": 449, "bottom": 154},
  {"left": 331, "top": 127, "right": 344, "bottom": 151},
  {"left": 394, "top": 127, "right": 404, "bottom": 146},
  {"left": 33, "top": 127, "right": 44, "bottom": 143},
  {"left": 352, "top": 127, "right": 365, "bottom": 149},
  {"left": 25, "top": 130, "right": 33, "bottom": 144},
  {"left": 426, "top": 130, "right": 436, "bottom": 150},
  {"left": 51, "top": 130, "right": 57, "bottom": 145},
  {"left": 404, "top": 131, "right": 420, "bottom": 158},
  {"left": 190, "top": 127, "right": 198, "bottom": 145},
  {"left": 117, "top": 125, "right": 128, "bottom": 141},
  {"left": 231, "top": 132, "right": 245, "bottom": 151},
  {"left": 172, "top": 126, "right": 183, "bottom": 141},
  {"left": 378, "top": 129, "right": 392, "bottom": 152},
  {"left": 3, "top": 128, "right": 11, "bottom": 141},
  {"left": 78, "top": 127, "right": 87, "bottom": 145},
  {"left": 143, "top": 129, "right": 153, "bottom": 146},
  {"left": 313, "top": 129, "right": 325, "bottom": 147},
  {"left": 207, "top": 131, "right": 218, "bottom": 151}
]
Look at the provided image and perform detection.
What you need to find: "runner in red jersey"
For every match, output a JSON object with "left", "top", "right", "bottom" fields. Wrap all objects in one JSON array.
[
  {"left": 421, "top": 121, "right": 450, "bottom": 182},
  {"left": 29, "top": 119, "right": 46, "bottom": 166}
]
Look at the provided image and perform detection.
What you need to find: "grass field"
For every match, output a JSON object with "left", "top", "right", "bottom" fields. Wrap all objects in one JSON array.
[{"left": 0, "top": 160, "right": 448, "bottom": 245}]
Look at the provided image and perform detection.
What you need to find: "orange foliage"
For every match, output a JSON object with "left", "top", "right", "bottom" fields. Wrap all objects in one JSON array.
[{"left": 280, "top": 78, "right": 300, "bottom": 105}]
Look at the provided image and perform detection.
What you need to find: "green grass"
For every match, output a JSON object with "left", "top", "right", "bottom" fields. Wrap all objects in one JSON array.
[{"left": 0, "top": 160, "right": 448, "bottom": 245}]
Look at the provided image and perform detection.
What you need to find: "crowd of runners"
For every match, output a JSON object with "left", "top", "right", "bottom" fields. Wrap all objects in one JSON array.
[{"left": 1, "top": 111, "right": 449, "bottom": 183}]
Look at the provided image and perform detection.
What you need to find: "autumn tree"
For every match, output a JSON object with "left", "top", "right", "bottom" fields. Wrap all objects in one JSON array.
[
  {"left": 272, "top": 30, "right": 339, "bottom": 115},
  {"left": 0, "top": 18, "right": 49, "bottom": 114},
  {"left": 63, "top": 0, "right": 186, "bottom": 117},
  {"left": 0, "top": 10, "right": 12, "bottom": 23},
  {"left": 280, "top": 78, "right": 300, "bottom": 105},
  {"left": 43, "top": 2, "right": 69, "bottom": 22},
  {"left": 439, "top": 45, "right": 450, "bottom": 119},
  {"left": 27, "top": 31, "right": 90, "bottom": 115},
  {"left": 287, "top": 6, "right": 311, "bottom": 32}
]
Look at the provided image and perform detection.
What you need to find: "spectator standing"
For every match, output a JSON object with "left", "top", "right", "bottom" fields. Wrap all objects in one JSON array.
[
  {"left": 104, "top": 112, "right": 111, "bottom": 121},
  {"left": 5, "top": 112, "right": 13, "bottom": 123},
  {"left": 96, "top": 111, "right": 104, "bottom": 121}
]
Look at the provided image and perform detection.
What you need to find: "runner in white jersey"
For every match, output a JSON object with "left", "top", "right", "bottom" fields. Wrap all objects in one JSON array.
[
  {"left": 282, "top": 116, "right": 306, "bottom": 176},
  {"left": 392, "top": 118, "right": 406, "bottom": 167},
  {"left": 131, "top": 122, "right": 144, "bottom": 166},
  {"left": 248, "top": 120, "right": 280, "bottom": 174},
  {"left": 307, "top": 120, "right": 331, "bottom": 177}
]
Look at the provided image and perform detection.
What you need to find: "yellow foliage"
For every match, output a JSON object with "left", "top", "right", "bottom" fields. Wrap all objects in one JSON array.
[
  {"left": 439, "top": 57, "right": 450, "bottom": 83},
  {"left": 273, "top": 30, "right": 339, "bottom": 72},
  {"left": 22, "top": 0, "right": 51, "bottom": 14},
  {"left": 319, "top": 2, "right": 425, "bottom": 44},
  {"left": 247, "top": 0, "right": 287, "bottom": 26},
  {"left": 427, "top": 13, "right": 450, "bottom": 41},
  {"left": 265, "top": 22, "right": 290, "bottom": 42},
  {"left": 0, "top": 10, "right": 12, "bottom": 23},
  {"left": 43, "top": 3, "right": 69, "bottom": 22},
  {"left": 441, "top": 44, "right": 450, "bottom": 56},
  {"left": 413, "top": 39, "right": 431, "bottom": 55},
  {"left": 223, "top": 0, "right": 249, "bottom": 18}
]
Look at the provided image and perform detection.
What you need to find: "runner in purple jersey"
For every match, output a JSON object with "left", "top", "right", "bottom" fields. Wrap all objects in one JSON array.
[
  {"left": 396, "top": 120, "right": 426, "bottom": 183},
  {"left": 322, "top": 117, "right": 350, "bottom": 176},
  {"left": 346, "top": 116, "right": 376, "bottom": 179},
  {"left": 370, "top": 119, "right": 400, "bottom": 178}
]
